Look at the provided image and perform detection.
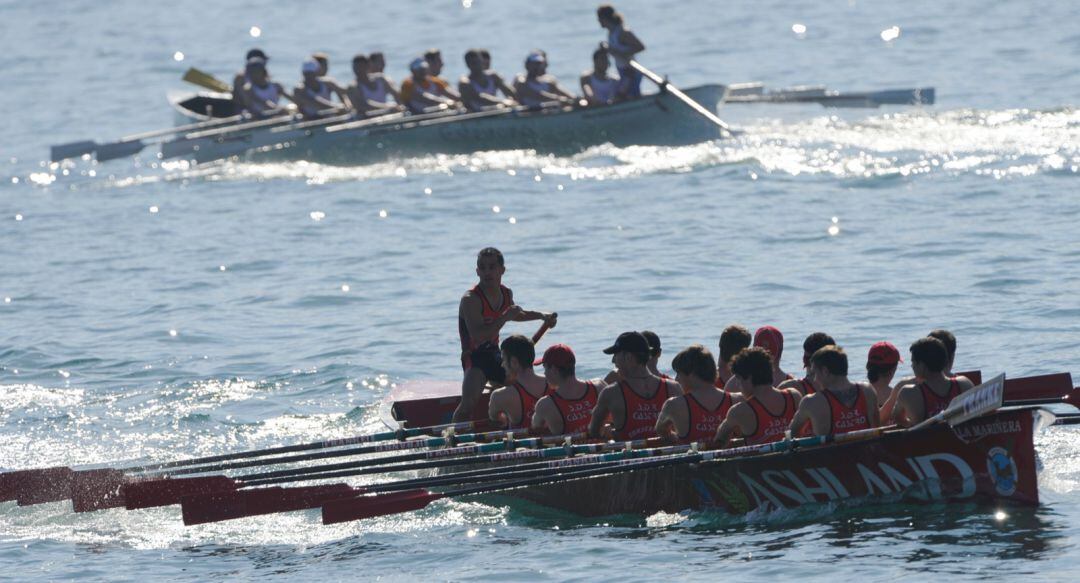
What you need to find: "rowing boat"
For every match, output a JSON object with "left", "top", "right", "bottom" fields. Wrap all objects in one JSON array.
[{"left": 164, "top": 85, "right": 727, "bottom": 164}]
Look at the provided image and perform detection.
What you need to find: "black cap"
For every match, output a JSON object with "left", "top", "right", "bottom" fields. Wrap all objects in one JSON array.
[
  {"left": 246, "top": 48, "right": 268, "bottom": 61},
  {"left": 603, "top": 331, "right": 650, "bottom": 355},
  {"left": 641, "top": 330, "right": 661, "bottom": 356}
]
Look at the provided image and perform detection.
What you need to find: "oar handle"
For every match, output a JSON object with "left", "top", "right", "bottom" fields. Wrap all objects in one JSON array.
[{"left": 531, "top": 317, "right": 555, "bottom": 345}]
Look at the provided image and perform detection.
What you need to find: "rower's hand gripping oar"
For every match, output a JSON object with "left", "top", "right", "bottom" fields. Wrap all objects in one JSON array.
[{"left": 628, "top": 59, "right": 741, "bottom": 137}]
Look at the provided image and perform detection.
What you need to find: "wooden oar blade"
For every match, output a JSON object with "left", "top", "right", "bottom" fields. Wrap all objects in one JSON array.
[
  {"left": 946, "top": 373, "right": 1005, "bottom": 426},
  {"left": 94, "top": 139, "right": 146, "bottom": 162},
  {"left": 1065, "top": 387, "right": 1080, "bottom": 410},
  {"left": 122, "top": 475, "right": 237, "bottom": 510},
  {"left": 182, "top": 67, "right": 232, "bottom": 93},
  {"left": 13, "top": 466, "right": 74, "bottom": 506},
  {"left": 181, "top": 483, "right": 358, "bottom": 525},
  {"left": 50, "top": 140, "right": 98, "bottom": 161},
  {"left": 321, "top": 489, "right": 440, "bottom": 524},
  {"left": 71, "top": 469, "right": 132, "bottom": 512}
]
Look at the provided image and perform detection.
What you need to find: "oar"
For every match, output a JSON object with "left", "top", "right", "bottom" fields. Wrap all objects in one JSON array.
[
  {"left": 628, "top": 59, "right": 739, "bottom": 137},
  {"left": 182, "top": 67, "right": 232, "bottom": 93},
  {"left": 911, "top": 373, "right": 1005, "bottom": 430},
  {"left": 49, "top": 114, "right": 249, "bottom": 161}
]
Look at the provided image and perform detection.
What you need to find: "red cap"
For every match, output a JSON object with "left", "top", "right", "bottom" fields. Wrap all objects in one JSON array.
[
  {"left": 535, "top": 344, "right": 576, "bottom": 368},
  {"left": 867, "top": 341, "right": 902, "bottom": 367},
  {"left": 753, "top": 326, "right": 784, "bottom": 361}
]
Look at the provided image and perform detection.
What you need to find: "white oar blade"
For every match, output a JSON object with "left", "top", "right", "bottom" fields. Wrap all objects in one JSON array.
[
  {"left": 50, "top": 140, "right": 98, "bottom": 161},
  {"left": 946, "top": 373, "right": 1005, "bottom": 426}
]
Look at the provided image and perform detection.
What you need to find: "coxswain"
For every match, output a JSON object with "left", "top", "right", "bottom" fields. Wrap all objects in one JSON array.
[
  {"left": 716, "top": 324, "right": 752, "bottom": 389},
  {"left": 753, "top": 325, "right": 793, "bottom": 386},
  {"left": 400, "top": 57, "right": 460, "bottom": 114},
  {"left": 596, "top": 4, "right": 645, "bottom": 98},
  {"left": 367, "top": 52, "right": 404, "bottom": 105},
  {"left": 713, "top": 347, "right": 802, "bottom": 447},
  {"left": 513, "top": 52, "right": 576, "bottom": 107},
  {"left": 865, "top": 341, "right": 902, "bottom": 422},
  {"left": 452, "top": 247, "right": 557, "bottom": 422},
  {"left": 891, "top": 337, "right": 974, "bottom": 426},
  {"left": 292, "top": 60, "right": 351, "bottom": 118},
  {"left": 233, "top": 48, "right": 269, "bottom": 109},
  {"left": 531, "top": 344, "right": 601, "bottom": 436},
  {"left": 488, "top": 335, "right": 552, "bottom": 429},
  {"left": 458, "top": 49, "right": 517, "bottom": 111},
  {"left": 788, "top": 346, "right": 878, "bottom": 437},
  {"left": 347, "top": 54, "right": 403, "bottom": 116},
  {"left": 589, "top": 332, "right": 682, "bottom": 440},
  {"left": 778, "top": 332, "right": 836, "bottom": 395},
  {"left": 655, "top": 345, "right": 739, "bottom": 443},
  {"left": 580, "top": 48, "right": 621, "bottom": 106},
  {"left": 238, "top": 57, "right": 294, "bottom": 119}
]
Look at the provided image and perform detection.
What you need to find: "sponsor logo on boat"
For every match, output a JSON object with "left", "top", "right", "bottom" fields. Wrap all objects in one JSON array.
[
  {"left": 986, "top": 446, "right": 1018, "bottom": 496},
  {"left": 952, "top": 419, "right": 1022, "bottom": 444}
]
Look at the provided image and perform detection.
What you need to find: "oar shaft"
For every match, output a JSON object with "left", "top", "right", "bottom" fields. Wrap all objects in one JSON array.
[{"left": 628, "top": 59, "right": 735, "bottom": 134}]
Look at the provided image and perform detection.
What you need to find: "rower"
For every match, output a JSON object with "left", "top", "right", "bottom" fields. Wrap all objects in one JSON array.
[
  {"left": 580, "top": 48, "right": 620, "bottom": 106},
  {"left": 716, "top": 324, "right": 752, "bottom": 389},
  {"left": 488, "top": 335, "right": 552, "bottom": 429},
  {"left": 655, "top": 345, "right": 739, "bottom": 443},
  {"left": 367, "top": 52, "right": 404, "bottom": 105},
  {"left": 238, "top": 57, "right": 294, "bottom": 119},
  {"left": 891, "top": 329, "right": 970, "bottom": 395},
  {"left": 714, "top": 347, "right": 802, "bottom": 447},
  {"left": 753, "top": 325, "right": 793, "bottom": 386},
  {"left": 602, "top": 329, "right": 665, "bottom": 384},
  {"left": 233, "top": 48, "right": 269, "bottom": 110},
  {"left": 891, "top": 337, "right": 974, "bottom": 426},
  {"left": 347, "top": 54, "right": 404, "bottom": 116},
  {"left": 400, "top": 57, "right": 460, "bottom": 114},
  {"left": 778, "top": 332, "right": 836, "bottom": 395},
  {"left": 531, "top": 344, "right": 601, "bottom": 436},
  {"left": 459, "top": 49, "right": 517, "bottom": 112},
  {"left": 589, "top": 332, "right": 683, "bottom": 440},
  {"left": 865, "top": 341, "right": 902, "bottom": 422},
  {"left": 597, "top": 4, "right": 646, "bottom": 98},
  {"left": 424, "top": 49, "right": 462, "bottom": 102},
  {"left": 312, "top": 52, "right": 330, "bottom": 77},
  {"left": 513, "top": 52, "right": 576, "bottom": 107},
  {"left": 292, "top": 60, "right": 351, "bottom": 119},
  {"left": 452, "top": 247, "right": 557, "bottom": 422},
  {"left": 788, "top": 346, "right": 879, "bottom": 437}
]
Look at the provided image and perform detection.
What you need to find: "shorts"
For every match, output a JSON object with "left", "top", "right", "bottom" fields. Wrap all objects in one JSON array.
[
  {"left": 462, "top": 343, "right": 506, "bottom": 385},
  {"left": 616, "top": 66, "right": 643, "bottom": 98}
]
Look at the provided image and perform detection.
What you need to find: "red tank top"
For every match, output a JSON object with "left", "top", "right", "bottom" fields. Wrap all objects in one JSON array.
[
  {"left": 613, "top": 379, "right": 671, "bottom": 441},
  {"left": 744, "top": 391, "right": 797, "bottom": 446},
  {"left": 798, "top": 377, "right": 816, "bottom": 395},
  {"left": 679, "top": 391, "right": 734, "bottom": 442},
  {"left": 550, "top": 381, "right": 598, "bottom": 435},
  {"left": 823, "top": 385, "right": 872, "bottom": 434},
  {"left": 458, "top": 284, "right": 512, "bottom": 352},
  {"left": 511, "top": 381, "right": 551, "bottom": 429},
  {"left": 919, "top": 379, "right": 962, "bottom": 418}
]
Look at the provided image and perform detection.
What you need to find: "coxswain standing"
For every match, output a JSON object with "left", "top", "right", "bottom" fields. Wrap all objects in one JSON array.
[
  {"left": 589, "top": 332, "right": 683, "bottom": 440},
  {"left": 238, "top": 57, "right": 294, "bottom": 119},
  {"left": 596, "top": 4, "right": 645, "bottom": 98},
  {"left": 513, "top": 52, "right": 576, "bottom": 107},
  {"left": 292, "top": 60, "right": 351, "bottom": 118},
  {"left": 580, "top": 48, "right": 621, "bottom": 106},
  {"left": 452, "top": 247, "right": 557, "bottom": 423},
  {"left": 865, "top": 341, "right": 902, "bottom": 422},
  {"left": 458, "top": 49, "right": 517, "bottom": 111},
  {"left": 347, "top": 54, "right": 403, "bottom": 116},
  {"left": 891, "top": 337, "right": 974, "bottom": 426},
  {"left": 655, "top": 345, "right": 740, "bottom": 443},
  {"left": 788, "top": 346, "right": 879, "bottom": 437},
  {"left": 488, "top": 335, "right": 551, "bottom": 429},
  {"left": 401, "top": 57, "right": 460, "bottom": 114},
  {"left": 778, "top": 332, "right": 836, "bottom": 395},
  {"left": 713, "top": 347, "right": 802, "bottom": 447},
  {"left": 531, "top": 344, "right": 602, "bottom": 436},
  {"left": 233, "top": 48, "right": 269, "bottom": 110},
  {"left": 753, "top": 325, "right": 793, "bottom": 386},
  {"left": 715, "top": 324, "right": 752, "bottom": 389}
]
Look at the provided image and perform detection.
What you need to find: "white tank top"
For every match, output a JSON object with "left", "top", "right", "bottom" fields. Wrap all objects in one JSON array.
[
  {"left": 305, "top": 80, "right": 332, "bottom": 101},
  {"left": 249, "top": 82, "right": 280, "bottom": 113},
  {"left": 588, "top": 74, "right": 619, "bottom": 104},
  {"left": 464, "top": 74, "right": 497, "bottom": 109},
  {"left": 518, "top": 76, "right": 553, "bottom": 106},
  {"left": 357, "top": 76, "right": 390, "bottom": 104}
]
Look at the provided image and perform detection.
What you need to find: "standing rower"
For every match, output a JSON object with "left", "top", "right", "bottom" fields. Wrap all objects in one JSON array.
[
  {"left": 488, "top": 335, "right": 552, "bottom": 429},
  {"left": 531, "top": 344, "right": 601, "bottom": 436},
  {"left": 513, "top": 52, "right": 576, "bottom": 107},
  {"left": 865, "top": 341, "right": 902, "bottom": 422},
  {"left": 292, "top": 60, "right": 351, "bottom": 118},
  {"left": 656, "top": 345, "right": 739, "bottom": 443},
  {"left": 580, "top": 48, "right": 620, "bottom": 106},
  {"left": 458, "top": 49, "right": 517, "bottom": 111},
  {"left": 716, "top": 324, "right": 752, "bottom": 389},
  {"left": 891, "top": 337, "right": 974, "bottom": 426},
  {"left": 714, "top": 347, "right": 802, "bottom": 447},
  {"left": 788, "top": 346, "right": 879, "bottom": 437},
  {"left": 754, "top": 325, "right": 793, "bottom": 386},
  {"left": 347, "top": 54, "right": 402, "bottom": 115},
  {"left": 778, "top": 332, "right": 836, "bottom": 395},
  {"left": 597, "top": 4, "right": 645, "bottom": 98},
  {"left": 452, "top": 247, "right": 557, "bottom": 422},
  {"left": 589, "top": 332, "right": 683, "bottom": 440}
]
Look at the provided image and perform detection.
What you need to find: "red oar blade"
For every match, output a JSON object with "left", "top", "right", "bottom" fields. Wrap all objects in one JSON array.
[
  {"left": 321, "top": 489, "right": 442, "bottom": 524},
  {"left": 122, "top": 476, "right": 238, "bottom": 510},
  {"left": 1064, "top": 387, "right": 1080, "bottom": 410},
  {"left": 181, "top": 483, "right": 360, "bottom": 526},
  {"left": 13, "top": 467, "right": 75, "bottom": 506},
  {"left": 71, "top": 469, "right": 134, "bottom": 513}
]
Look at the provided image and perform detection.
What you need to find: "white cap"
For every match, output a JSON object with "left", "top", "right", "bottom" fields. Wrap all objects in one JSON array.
[
  {"left": 409, "top": 57, "right": 428, "bottom": 72},
  {"left": 302, "top": 60, "right": 320, "bottom": 74}
]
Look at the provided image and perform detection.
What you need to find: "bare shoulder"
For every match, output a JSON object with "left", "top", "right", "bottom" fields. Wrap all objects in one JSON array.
[
  {"left": 777, "top": 378, "right": 800, "bottom": 391},
  {"left": 955, "top": 375, "right": 976, "bottom": 390},
  {"left": 782, "top": 387, "right": 804, "bottom": 403}
]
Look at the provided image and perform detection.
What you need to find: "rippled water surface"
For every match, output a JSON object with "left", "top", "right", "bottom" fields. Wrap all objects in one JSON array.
[{"left": 1, "top": 0, "right": 1078, "bottom": 580}]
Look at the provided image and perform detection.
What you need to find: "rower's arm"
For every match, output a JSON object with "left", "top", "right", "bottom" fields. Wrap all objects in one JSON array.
[
  {"left": 494, "top": 74, "right": 517, "bottom": 101},
  {"left": 512, "top": 310, "right": 557, "bottom": 329},
  {"left": 384, "top": 78, "right": 403, "bottom": 103},
  {"left": 616, "top": 29, "right": 646, "bottom": 58},
  {"left": 531, "top": 396, "right": 558, "bottom": 435},
  {"left": 459, "top": 294, "right": 520, "bottom": 343},
  {"left": 488, "top": 387, "right": 514, "bottom": 428},
  {"left": 863, "top": 385, "right": 880, "bottom": 428},
  {"left": 891, "top": 386, "right": 920, "bottom": 427},
  {"left": 789, "top": 394, "right": 817, "bottom": 437},
  {"left": 714, "top": 403, "right": 749, "bottom": 447},
  {"left": 580, "top": 75, "right": 594, "bottom": 102},
  {"left": 602, "top": 369, "right": 620, "bottom": 385},
  {"left": 330, "top": 81, "right": 353, "bottom": 110},
  {"left": 653, "top": 397, "right": 682, "bottom": 443},
  {"left": 588, "top": 385, "right": 617, "bottom": 438}
]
